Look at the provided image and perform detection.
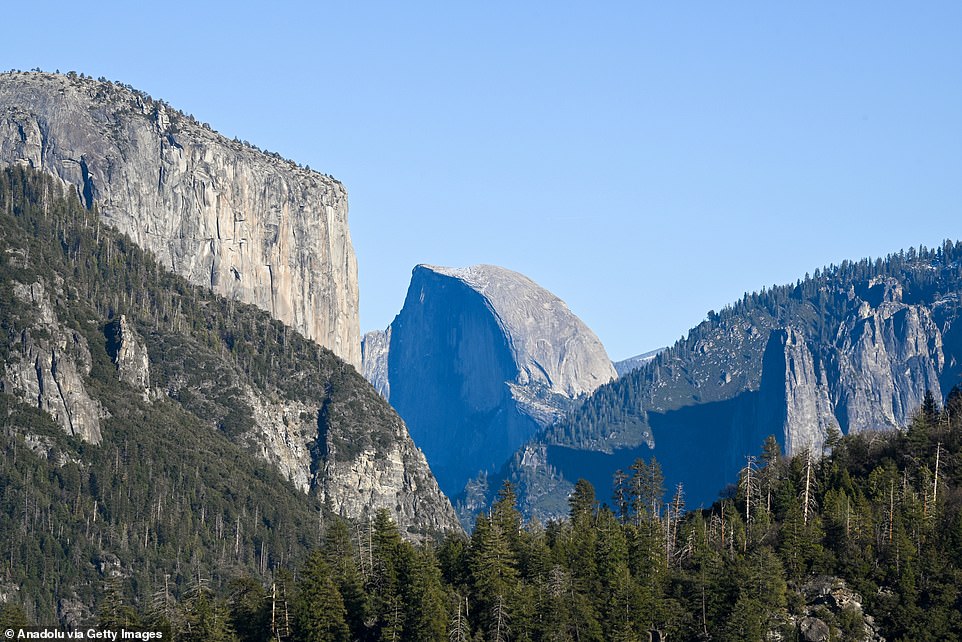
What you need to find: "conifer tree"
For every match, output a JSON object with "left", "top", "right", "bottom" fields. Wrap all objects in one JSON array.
[
  {"left": 228, "top": 576, "right": 270, "bottom": 642},
  {"left": 322, "top": 518, "right": 368, "bottom": 638},
  {"left": 293, "top": 551, "right": 350, "bottom": 642}
]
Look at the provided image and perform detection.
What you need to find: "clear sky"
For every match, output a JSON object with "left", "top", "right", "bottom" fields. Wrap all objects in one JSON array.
[{"left": 3, "top": 3, "right": 960, "bottom": 360}]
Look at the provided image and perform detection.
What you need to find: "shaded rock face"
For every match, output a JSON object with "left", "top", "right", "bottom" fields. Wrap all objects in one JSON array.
[
  {"left": 0, "top": 72, "right": 360, "bottom": 366},
  {"left": 0, "top": 280, "right": 102, "bottom": 442},
  {"left": 383, "top": 264, "right": 616, "bottom": 495}
]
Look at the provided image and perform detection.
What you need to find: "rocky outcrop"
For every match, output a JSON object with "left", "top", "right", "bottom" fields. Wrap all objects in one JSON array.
[
  {"left": 148, "top": 322, "right": 460, "bottom": 536},
  {"left": 104, "top": 315, "right": 151, "bottom": 397},
  {"left": 0, "top": 279, "right": 102, "bottom": 442},
  {"left": 320, "top": 405, "right": 460, "bottom": 537},
  {"left": 240, "top": 379, "right": 458, "bottom": 537},
  {"left": 0, "top": 71, "right": 359, "bottom": 367},
  {"left": 833, "top": 279, "right": 943, "bottom": 434},
  {"left": 758, "top": 279, "right": 945, "bottom": 457},
  {"left": 361, "top": 328, "right": 391, "bottom": 399},
  {"left": 786, "top": 576, "right": 885, "bottom": 642},
  {"left": 381, "top": 264, "right": 616, "bottom": 495}
]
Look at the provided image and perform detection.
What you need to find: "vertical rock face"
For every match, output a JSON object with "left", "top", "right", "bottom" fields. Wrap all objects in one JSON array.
[
  {"left": 0, "top": 280, "right": 103, "bottom": 443},
  {"left": 833, "top": 282, "right": 943, "bottom": 434},
  {"left": 381, "top": 264, "right": 616, "bottom": 496},
  {"left": 759, "top": 327, "right": 840, "bottom": 455},
  {"left": 0, "top": 72, "right": 360, "bottom": 367},
  {"left": 105, "top": 315, "right": 151, "bottom": 397},
  {"left": 361, "top": 328, "right": 391, "bottom": 399}
]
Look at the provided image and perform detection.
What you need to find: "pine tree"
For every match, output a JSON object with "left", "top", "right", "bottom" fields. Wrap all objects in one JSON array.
[
  {"left": 322, "top": 518, "right": 368, "bottom": 638},
  {"left": 228, "top": 576, "right": 270, "bottom": 642},
  {"left": 177, "top": 579, "right": 238, "bottom": 642},
  {"left": 369, "top": 510, "right": 404, "bottom": 640},
  {"left": 292, "top": 551, "right": 350, "bottom": 642},
  {"left": 468, "top": 513, "right": 520, "bottom": 638},
  {"left": 399, "top": 543, "right": 448, "bottom": 641},
  {"left": 98, "top": 577, "right": 140, "bottom": 630}
]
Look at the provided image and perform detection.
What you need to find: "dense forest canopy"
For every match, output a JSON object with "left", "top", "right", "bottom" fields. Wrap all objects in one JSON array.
[{"left": 7, "top": 388, "right": 962, "bottom": 640}]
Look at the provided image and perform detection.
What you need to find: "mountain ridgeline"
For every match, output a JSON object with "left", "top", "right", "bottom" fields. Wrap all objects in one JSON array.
[
  {"left": 493, "top": 242, "right": 962, "bottom": 518},
  {"left": 0, "top": 166, "right": 457, "bottom": 623}
]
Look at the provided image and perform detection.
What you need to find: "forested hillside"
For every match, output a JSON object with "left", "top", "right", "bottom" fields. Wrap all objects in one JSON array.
[
  {"left": 0, "top": 166, "right": 454, "bottom": 627},
  {"left": 7, "top": 389, "right": 961, "bottom": 640}
]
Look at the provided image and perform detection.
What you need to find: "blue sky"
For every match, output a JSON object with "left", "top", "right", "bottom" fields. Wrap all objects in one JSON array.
[{"left": 4, "top": 3, "right": 960, "bottom": 360}]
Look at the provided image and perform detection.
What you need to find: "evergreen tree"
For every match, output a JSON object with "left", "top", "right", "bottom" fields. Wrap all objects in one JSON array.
[
  {"left": 293, "top": 551, "right": 350, "bottom": 642},
  {"left": 0, "top": 603, "right": 31, "bottom": 629},
  {"left": 322, "top": 518, "right": 368, "bottom": 639},
  {"left": 399, "top": 543, "right": 447, "bottom": 641},
  {"left": 468, "top": 513, "right": 520, "bottom": 638},
  {"left": 369, "top": 510, "right": 404, "bottom": 640},
  {"left": 98, "top": 578, "right": 140, "bottom": 630},
  {"left": 228, "top": 576, "right": 270, "bottom": 642},
  {"left": 177, "top": 580, "right": 238, "bottom": 642}
]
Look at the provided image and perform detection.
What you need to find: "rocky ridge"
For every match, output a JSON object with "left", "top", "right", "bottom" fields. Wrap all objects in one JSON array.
[
  {"left": 613, "top": 348, "right": 663, "bottom": 377},
  {"left": 0, "top": 71, "right": 360, "bottom": 366}
]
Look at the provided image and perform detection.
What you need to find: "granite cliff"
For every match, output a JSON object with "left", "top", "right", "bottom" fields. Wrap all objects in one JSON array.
[
  {"left": 364, "top": 263, "right": 616, "bottom": 496},
  {"left": 361, "top": 327, "right": 391, "bottom": 399},
  {"left": 0, "top": 71, "right": 359, "bottom": 366}
]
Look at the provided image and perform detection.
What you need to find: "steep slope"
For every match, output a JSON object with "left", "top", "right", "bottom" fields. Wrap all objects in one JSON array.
[
  {"left": 365, "top": 264, "right": 616, "bottom": 496},
  {"left": 0, "top": 166, "right": 458, "bottom": 546},
  {"left": 494, "top": 244, "right": 962, "bottom": 518},
  {"left": 0, "top": 71, "right": 359, "bottom": 366}
]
